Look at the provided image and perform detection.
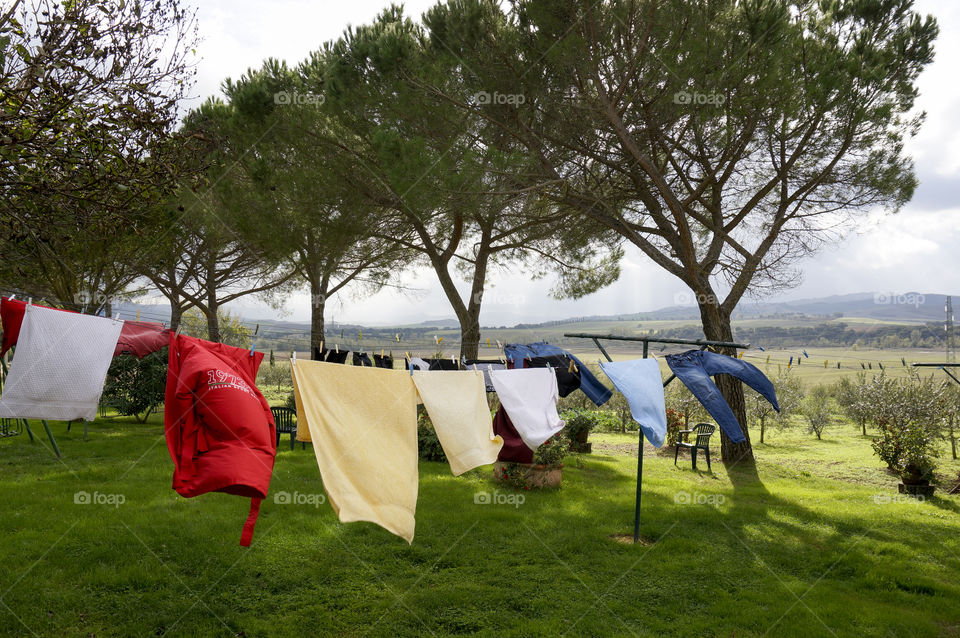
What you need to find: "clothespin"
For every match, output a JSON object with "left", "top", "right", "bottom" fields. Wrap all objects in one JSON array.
[
  {"left": 766, "top": 354, "right": 770, "bottom": 364},
  {"left": 250, "top": 324, "right": 259, "bottom": 356},
  {"left": 380, "top": 349, "right": 384, "bottom": 357},
  {"left": 473, "top": 363, "right": 479, "bottom": 371},
  {"left": 136, "top": 309, "right": 140, "bottom": 321},
  {"left": 319, "top": 340, "right": 324, "bottom": 352},
  {"left": 175, "top": 324, "right": 183, "bottom": 337},
  {"left": 27, "top": 297, "right": 32, "bottom": 305},
  {"left": 568, "top": 359, "right": 577, "bottom": 373},
  {"left": 803, "top": 350, "right": 809, "bottom": 358},
  {"left": 335, "top": 344, "right": 339, "bottom": 353},
  {"left": 788, "top": 356, "right": 793, "bottom": 367},
  {"left": 496, "top": 339, "right": 502, "bottom": 349},
  {"left": 451, "top": 354, "right": 456, "bottom": 364},
  {"left": 546, "top": 361, "right": 552, "bottom": 370},
  {"left": 395, "top": 333, "right": 400, "bottom": 342},
  {"left": 757, "top": 345, "right": 765, "bottom": 352},
  {"left": 8, "top": 295, "right": 14, "bottom": 301},
  {"left": 737, "top": 351, "right": 744, "bottom": 359},
  {"left": 292, "top": 350, "right": 297, "bottom": 362},
  {"left": 408, "top": 358, "right": 413, "bottom": 376},
  {"left": 486, "top": 338, "right": 491, "bottom": 348}
]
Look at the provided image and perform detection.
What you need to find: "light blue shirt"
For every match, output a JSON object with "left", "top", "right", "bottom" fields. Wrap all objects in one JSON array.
[{"left": 599, "top": 358, "right": 667, "bottom": 448}]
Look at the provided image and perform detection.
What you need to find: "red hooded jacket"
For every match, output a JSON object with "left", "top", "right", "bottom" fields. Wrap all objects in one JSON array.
[{"left": 164, "top": 333, "right": 276, "bottom": 546}]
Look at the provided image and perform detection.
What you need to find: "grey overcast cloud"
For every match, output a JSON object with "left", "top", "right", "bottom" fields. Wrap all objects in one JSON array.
[{"left": 184, "top": 0, "right": 960, "bottom": 326}]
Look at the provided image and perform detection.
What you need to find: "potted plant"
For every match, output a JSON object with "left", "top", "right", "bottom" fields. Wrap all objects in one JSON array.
[
  {"left": 494, "top": 433, "right": 567, "bottom": 489},
  {"left": 563, "top": 410, "right": 596, "bottom": 453}
]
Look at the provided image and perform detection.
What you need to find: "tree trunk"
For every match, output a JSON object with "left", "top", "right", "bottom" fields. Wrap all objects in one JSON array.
[
  {"left": 459, "top": 244, "right": 490, "bottom": 360},
  {"left": 698, "top": 297, "right": 754, "bottom": 464},
  {"left": 760, "top": 417, "right": 766, "bottom": 444},
  {"left": 862, "top": 420, "right": 867, "bottom": 436},
  {"left": 310, "top": 277, "right": 327, "bottom": 358},
  {"left": 459, "top": 309, "right": 482, "bottom": 360},
  {"left": 207, "top": 294, "right": 220, "bottom": 343},
  {"left": 169, "top": 302, "right": 183, "bottom": 334},
  {"left": 950, "top": 414, "right": 957, "bottom": 460}
]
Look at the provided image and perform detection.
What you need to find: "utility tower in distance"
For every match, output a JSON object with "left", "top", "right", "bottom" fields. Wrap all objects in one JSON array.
[{"left": 947, "top": 296, "right": 956, "bottom": 364}]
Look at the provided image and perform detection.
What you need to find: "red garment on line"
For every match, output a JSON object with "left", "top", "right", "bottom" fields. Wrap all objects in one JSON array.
[
  {"left": 492, "top": 405, "right": 534, "bottom": 464},
  {"left": 164, "top": 333, "right": 276, "bottom": 546},
  {"left": 114, "top": 321, "right": 169, "bottom": 358},
  {"left": 1, "top": 297, "right": 169, "bottom": 358}
]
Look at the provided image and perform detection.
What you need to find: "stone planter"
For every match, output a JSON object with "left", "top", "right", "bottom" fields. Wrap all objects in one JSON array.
[
  {"left": 494, "top": 461, "right": 562, "bottom": 488},
  {"left": 899, "top": 482, "right": 935, "bottom": 497}
]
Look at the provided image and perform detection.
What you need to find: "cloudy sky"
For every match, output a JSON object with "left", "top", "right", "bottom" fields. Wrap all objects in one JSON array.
[{"left": 179, "top": 0, "right": 960, "bottom": 326}]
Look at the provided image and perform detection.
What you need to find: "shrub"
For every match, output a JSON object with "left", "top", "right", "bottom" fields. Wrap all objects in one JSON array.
[
  {"left": 657, "top": 409, "right": 686, "bottom": 453},
  {"left": 665, "top": 383, "right": 707, "bottom": 426},
  {"left": 102, "top": 349, "right": 168, "bottom": 423},
  {"left": 748, "top": 368, "right": 803, "bottom": 443},
  {"left": 285, "top": 390, "right": 297, "bottom": 411},
  {"left": 417, "top": 410, "right": 447, "bottom": 463},
  {"left": 869, "top": 372, "right": 948, "bottom": 483},
  {"left": 803, "top": 384, "right": 833, "bottom": 440},
  {"left": 258, "top": 361, "right": 291, "bottom": 392},
  {"left": 605, "top": 392, "right": 634, "bottom": 432},
  {"left": 533, "top": 432, "right": 567, "bottom": 467},
  {"left": 562, "top": 410, "right": 597, "bottom": 451}
]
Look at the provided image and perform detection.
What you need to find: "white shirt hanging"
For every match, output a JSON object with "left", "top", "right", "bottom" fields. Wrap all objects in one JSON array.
[
  {"left": 0, "top": 304, "right": 123, "bottom": 421},
  {"left": 489, "top": 368, "right": 564, "bottom": 450}
]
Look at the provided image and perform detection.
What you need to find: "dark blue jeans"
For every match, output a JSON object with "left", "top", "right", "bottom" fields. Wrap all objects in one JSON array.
[
  {"left": 505, "top": 342, "right": 612, "bottom": 406},
  {"left": 665, "top": 350, "right": 779, "bottom": 443}
]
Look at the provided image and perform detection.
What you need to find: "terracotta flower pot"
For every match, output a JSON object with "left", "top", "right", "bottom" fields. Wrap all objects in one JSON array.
[{"left": 494, "top": 461, "right": 562, "bottom": 488}]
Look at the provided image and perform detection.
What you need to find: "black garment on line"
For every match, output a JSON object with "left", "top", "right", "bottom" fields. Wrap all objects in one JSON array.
[
  {"left": 314, "top": 347, "right": 349, "bottom": 364},
  {"left": 353, "top": 351, "right": 372, "bottom": 367},
  {"left": 426, "top": 357, "right": 462, "bottom": 371},
  {"left": 373, "top": 354, "right": 394, "bottom": 369}
]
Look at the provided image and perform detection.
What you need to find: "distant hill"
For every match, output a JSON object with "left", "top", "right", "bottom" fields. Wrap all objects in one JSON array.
[
  {"left": 517, "top": 292, "right": 955, "bottom": 327},
  {"left": 116, "top": 291, "right": 956, "bottom": 335}
]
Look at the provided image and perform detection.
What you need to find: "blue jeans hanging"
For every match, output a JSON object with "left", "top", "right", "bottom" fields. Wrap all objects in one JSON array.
[{"left": 665, "top": 350, "right": 779, "bottom": 443}]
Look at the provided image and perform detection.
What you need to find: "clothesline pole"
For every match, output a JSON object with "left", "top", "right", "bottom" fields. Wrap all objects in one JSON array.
[
  {"left": 564, "top": 332, "right": 749, "bottom": 544},
  {"left": 41, "top": 420, "right": 61, "bottom": 457}
]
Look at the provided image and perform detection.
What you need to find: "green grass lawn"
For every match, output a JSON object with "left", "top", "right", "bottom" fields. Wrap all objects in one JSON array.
[{"left": 1, "top": 415, "right": 959, "bottom": 637}]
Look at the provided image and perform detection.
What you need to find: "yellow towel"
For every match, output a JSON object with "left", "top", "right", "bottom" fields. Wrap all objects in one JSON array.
[
  {"left": 412, "top": 371, "right": 503, "bottom": 476},
  {"left": 291, "top": 359, "right": 419, "bottom": 543}
]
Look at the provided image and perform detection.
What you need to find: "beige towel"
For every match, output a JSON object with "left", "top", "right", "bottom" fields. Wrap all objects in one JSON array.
[
  {"left": 291, "top": 359, "right": 419, "bottom": 543},
  {"left": 412, "top": 370, "right": 503, "bottom": 476}
]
